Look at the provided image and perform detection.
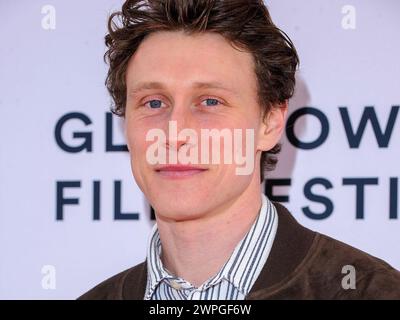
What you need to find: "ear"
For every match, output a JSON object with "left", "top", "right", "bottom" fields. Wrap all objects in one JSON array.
[{"left": 257, "top": 100, "right": 288, "bottom": 152}]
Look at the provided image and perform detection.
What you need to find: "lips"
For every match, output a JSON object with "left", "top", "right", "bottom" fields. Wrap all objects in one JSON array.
[{"left": 154, "top": 165, "right": 208, "bottom": 178}]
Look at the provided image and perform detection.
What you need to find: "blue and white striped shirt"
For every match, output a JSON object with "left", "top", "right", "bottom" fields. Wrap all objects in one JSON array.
[{"left": 144, "top": 193, "right": 278, "bottom": 300}]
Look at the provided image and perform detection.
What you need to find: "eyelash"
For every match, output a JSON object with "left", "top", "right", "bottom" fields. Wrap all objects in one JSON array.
[{"left": 142, "top": 96, "right": 223, "bottom": 109}]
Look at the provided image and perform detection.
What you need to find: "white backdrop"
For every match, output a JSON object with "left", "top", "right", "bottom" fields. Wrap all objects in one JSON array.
[{"left": 0, "top": 0, "right": 399, "bottom": 299}]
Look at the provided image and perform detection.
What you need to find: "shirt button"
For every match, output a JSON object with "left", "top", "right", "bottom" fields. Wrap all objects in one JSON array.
[{"left": 170, "top": 280, "right": 182, "bottom": 290}]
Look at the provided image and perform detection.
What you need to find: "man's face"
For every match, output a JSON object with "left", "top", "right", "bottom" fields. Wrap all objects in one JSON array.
[{"left": 125, "top": 30, "right": 276, "bottom": 221}]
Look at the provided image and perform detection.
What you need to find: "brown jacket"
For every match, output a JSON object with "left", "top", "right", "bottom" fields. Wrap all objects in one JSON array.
[{"left": 79, "top": 202, "right": 400, "bottom": 299}]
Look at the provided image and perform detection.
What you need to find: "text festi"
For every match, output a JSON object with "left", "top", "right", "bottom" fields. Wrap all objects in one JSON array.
[{"left": 54, "top": 106, "right": 399, "bottom": 221}]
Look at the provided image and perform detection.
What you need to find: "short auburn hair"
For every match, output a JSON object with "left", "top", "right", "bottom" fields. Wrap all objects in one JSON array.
[{"left": 104, "top": 0, "right": 299, "bottom": 181}]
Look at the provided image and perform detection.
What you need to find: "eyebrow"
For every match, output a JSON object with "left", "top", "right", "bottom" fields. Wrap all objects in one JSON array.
[{"left": 128, "top": 81, "right": 238, "bottom": 97}]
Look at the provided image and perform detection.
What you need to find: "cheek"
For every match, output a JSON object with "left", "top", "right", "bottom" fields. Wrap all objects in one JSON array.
[
  {"left": 126, "top": 120, "right": 168, "bottom": 173},
  {"left": 125, "top": 122, "right": 149, "bottom": 156}
]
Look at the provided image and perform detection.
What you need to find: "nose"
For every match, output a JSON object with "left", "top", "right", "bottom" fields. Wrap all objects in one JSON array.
[{"left": 165, "top": 102, "right": 196, "bottom": 156}]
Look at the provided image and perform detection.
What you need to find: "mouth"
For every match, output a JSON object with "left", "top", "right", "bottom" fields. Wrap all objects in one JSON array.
[{"left": 154, "top": 165, "right": 208, "bottom": 179}]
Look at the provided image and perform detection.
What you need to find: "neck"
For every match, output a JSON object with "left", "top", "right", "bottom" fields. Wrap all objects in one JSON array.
[{"left": 155, "top": 180, "right": 263, "bottom": 288}]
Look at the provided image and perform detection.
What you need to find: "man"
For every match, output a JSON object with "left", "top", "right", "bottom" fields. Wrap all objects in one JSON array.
[{"left": 79, "top": 0, "right": 400, "bottom": 299}]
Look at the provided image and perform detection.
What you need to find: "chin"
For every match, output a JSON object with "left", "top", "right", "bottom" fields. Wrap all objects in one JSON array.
[
  {"left": 150, "top": 194, "right": 212, "bottom": 222},
  {"left": 154, "top": 204, "right": 209, "bottom": 222}
]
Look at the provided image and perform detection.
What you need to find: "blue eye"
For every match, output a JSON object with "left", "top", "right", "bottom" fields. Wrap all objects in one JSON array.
[
  {"left": 147, "top": 99, "right": 162, "bottom": 109},
  {"left": 202, "top": 98, "right": 220, "bottom": 107}
]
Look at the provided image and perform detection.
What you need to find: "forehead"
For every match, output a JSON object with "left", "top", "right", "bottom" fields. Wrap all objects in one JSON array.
[{"left": 126, "top": 30, "right": 257, "bottom": 93}]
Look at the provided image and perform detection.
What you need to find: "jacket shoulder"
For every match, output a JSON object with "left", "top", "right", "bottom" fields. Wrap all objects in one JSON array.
[
  {"left": 77, "top": 261, "right": 146, "bottom": 300},
  {"left": 249, "top": 201, "right": 400, "bottom": 299},
  {"left": 317, "top": 233, "right": 400, "bottom": 299}
]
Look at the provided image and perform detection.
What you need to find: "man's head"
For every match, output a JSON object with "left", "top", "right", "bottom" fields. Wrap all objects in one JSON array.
[{"left": 105, "top": 0, "right": 298, "bottom": 220}]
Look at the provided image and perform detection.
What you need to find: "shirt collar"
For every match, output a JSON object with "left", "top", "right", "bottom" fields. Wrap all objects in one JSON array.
[{"left": 144, "top": 193, "right": 278, "bottom": 299}]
